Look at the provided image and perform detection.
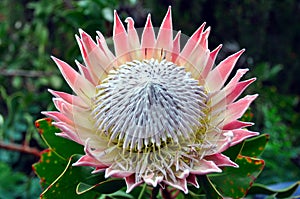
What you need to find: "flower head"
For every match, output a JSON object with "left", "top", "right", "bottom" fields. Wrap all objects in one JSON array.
[{"left": 43, "top": 7, "right": 258, "bottom": 193}]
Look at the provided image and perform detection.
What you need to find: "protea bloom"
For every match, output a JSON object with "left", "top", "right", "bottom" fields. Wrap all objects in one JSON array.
[{"left": 43, "top": 7, "right": 258, "bottom": 193}]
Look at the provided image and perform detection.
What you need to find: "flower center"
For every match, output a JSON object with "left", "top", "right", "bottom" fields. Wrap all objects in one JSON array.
[{"left": 92, "top": 59, "right": 208, "bottom": 152}]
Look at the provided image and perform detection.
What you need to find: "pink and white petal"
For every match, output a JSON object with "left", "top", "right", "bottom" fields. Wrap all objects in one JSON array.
[
  {"left": 209, "top": 135, "right": 232, "bottom": 154},
  {"left": 48, "top": 89, "right": 88, "bottom": 108},
  {"left": 230, "top": 129, "right": 259, "bottom": 146},
  {"left": 57, "top": 124, "right": 98, "bottom": 146},
  {"left": 52, "top": 109, "right": 97, "bottom": 144},
  {"left": 179, "top": 22, "right": 206, "bottom": 60},
  {"left": 170, "top": 31, "right": 181, "bottom": 62},
  {"left": 83, "top": 138, "right": 105, "bottom": 158},
  {"left": 209, "top": 68, "right": 249, "bottom": 104},
  {"left": 208, "top": 104, "right": 228, "bottom": 127},
  {"left": 156, "top": 6, "right": 173, "bottom": 56},
  {"left": 211, "top": 78, "right": 256, "bottom": 109},
  {"left": 206, "top": 49, "right": 245, "bottom": 92},
  {"left": 141, "top": 14, "right": 156, "bottom": 59},
  {"left": 201, "top": 44, "right": 222, "bottom": 81},
  {"left": 52, "top": 121, "right": 75, "bottom": 136},
  {"left": 143, "top": 173, "right": 164, "bottom": 187},
  {"left": 182, "top": 27, "right": 210, "bottom": 76},
  {"left": 190, "top": 159, "right": 222, "bottom": 175},
  {"left": 52, "top": 98, "right": 74, "bottom": 119},
  {"left": 223, "top": 120, "right": 254, "bottom": 130},
  {"left": 51, "top": 56, "right": 95, "bottom": 103},
  {"left": 125, "top": 174, "right": 144, "bottom": 193},
  {"left": 175, "top": 169, "right": 190, "bottom": 179},
  {"left": 186, "top": 174, "right": 199, "bottom": 188},
  {"left": 105, "top": 167, "right": 133, "bottom": 178},
  {"left": 226, "top": 68, "right": 250, "bottom": 89},
  {"left": 176, "top": 27, "right": 210, "bottom": 70},
  {"left": 75, "top": 60, "right": 96, "bottom": 85},
  {"left": 189, "top": 48, "right": 210, "bottom": 80},
  {"left": 42, "top": 111, "right": 73, "bottom": 125},
  {"left": 113, "top": 11, "right": 130, "bottom": 62},
  {"left": 51, "top": 98, "right": 93, "bottom": 131},
  {"left": 53, "top": 122, "right": 82, "bottom": 144},
  {"left": 55, "top": 132, "right": 76, "bottom": 142},
  {"left": 96, "top": 31, "right": 116, "bottom": 62},
  {"left": 205, "top": 153, "right": 238, "bottom": 167},
  {"left": 73, "top": 154, "right": 108, "bottom": 170},
  {"left": 71, "top": 111, "right": 94, "bottom": 133},
  {"left": 199, "top": 27, "right": 210, "bottom": 49},
  {"left": 52, "top": 98, "right": 68, "bottom": 113},
  {"left": 75, "top": 29, "right": 110, "bottom": 83},
  {"left": 224, "top": 94, "right": 258, "bottom": 124},
  {"left": 75, "top": 32, "right": 96, "bottom": 83},
  {"left": 77, "top": 30, "right": 111, "bottom": 81},
  {"left": 91, "top": 167, "right": 106, "bottom": 174},
  {"left": 204, "top": 130, "right": 233, "bottom": 156},
  {"left": 96, "top": 32, "right": 118, "bottom": 71},
  {"left": 82, "top": 139, "right": 119, "bottom": 169},
  {"left": 225, "top": 78, "right": 256, "bottom": 104},
  {"left": 75, "top": 128, "right": 109, "bottom": 147},
  {"left": 163, "top": 178, "right": 188, "bottom": 194},
  {"left": 125, "top": 17, "right": 141, "bottom": 59}
]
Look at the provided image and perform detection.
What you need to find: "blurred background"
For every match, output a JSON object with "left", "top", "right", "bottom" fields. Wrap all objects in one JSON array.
[{"left": 0, "top": 0, "right": 299, "bottom": 198}]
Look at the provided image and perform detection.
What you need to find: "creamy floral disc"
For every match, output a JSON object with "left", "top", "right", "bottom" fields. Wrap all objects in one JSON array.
[{"left": 93, "top": 59, "right": 208, "bottom": 151}]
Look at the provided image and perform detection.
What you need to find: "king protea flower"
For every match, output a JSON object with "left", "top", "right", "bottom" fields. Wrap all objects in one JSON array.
[{"left": 43, "top": 7, "right": 258, "bottom": 194}]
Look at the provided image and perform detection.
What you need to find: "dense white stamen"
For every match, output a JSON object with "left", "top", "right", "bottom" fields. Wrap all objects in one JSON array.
[{"left": 92, "top": 59, "right": 208, "bottom": 151}]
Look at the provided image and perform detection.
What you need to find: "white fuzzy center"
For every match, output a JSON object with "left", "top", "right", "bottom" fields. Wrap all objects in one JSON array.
[{"left": 92, "top": 59, "right": 208, "bottom": 151}]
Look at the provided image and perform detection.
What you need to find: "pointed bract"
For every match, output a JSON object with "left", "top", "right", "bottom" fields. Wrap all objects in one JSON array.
[
  {"left": 156, "top": 6, "right": 173, "bottom": 55},
  {"left": 141, "top": 14, "right": 156, "bottom": 59},
  {"left": 113, "top": 11, "right": 130, "bottom": 61}
]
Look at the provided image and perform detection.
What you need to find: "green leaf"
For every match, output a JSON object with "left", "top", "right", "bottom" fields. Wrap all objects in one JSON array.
[
  {"left": 241, "top": 134, "right": 269, "bottom": 157},
  {"left": 34, "top": 118, "right": 126, "bottom": 198},
  {"left": 207, "top": 134, "right": 269, "bottom": 198},
  {"left": 98, "top": 189, "right": 135, "bottom": 199},
  {"left": 35, "top": 118, "right": 84, "bottom": 159},
  {"left": 0, "top": 162, "right": 36, "bottom": 198},
  {"left": 222, "top": 141, "right": 244, "bottom": 161},
  {"left": 32, "top": 149, "right": 67, "bottom": 189},
  {"left": 223, "top": 134, "right": 269, "bottom": 161},
  {"left": 209, "top": 155, "right": 265, "bottom": 198},
  {"left": 129, "top": 183, "right": 152, "bottom": 199},
  {"left": 248, "top": 182, "right": 300, "bottom": 198},
  {"left": 39, "top": 154, "right": 101, "bottom": 199},
  {"left": 76, "top": 179, "right": 126, "bottom": 195},
  {"left": 198, "top": 175, "right": 223, "bottom": 199}
]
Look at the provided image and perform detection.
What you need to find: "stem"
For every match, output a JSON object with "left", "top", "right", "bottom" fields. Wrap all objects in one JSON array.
[
  {"left": 0, "top": 141, "right": 41, "bottom": 157},
  {"left": 0, "top": 68, "right": 54, "bottom": 77},
  {"left": 138, "top": 183, "right": 147, "bottom": 199},
  {"left": 172, "top": 190, "right": 180, "bottom": 198}
]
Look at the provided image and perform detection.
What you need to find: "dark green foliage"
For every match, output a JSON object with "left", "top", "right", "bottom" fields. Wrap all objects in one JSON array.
[
  {"left": 246, "top": 63, "right": 300, "bottom": 184},
  {"left": 248, "top": 182, "right": 300, "bottom": 198},
  {"left": 0, "top": 162, "right": 41, "bottom": 199}
]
